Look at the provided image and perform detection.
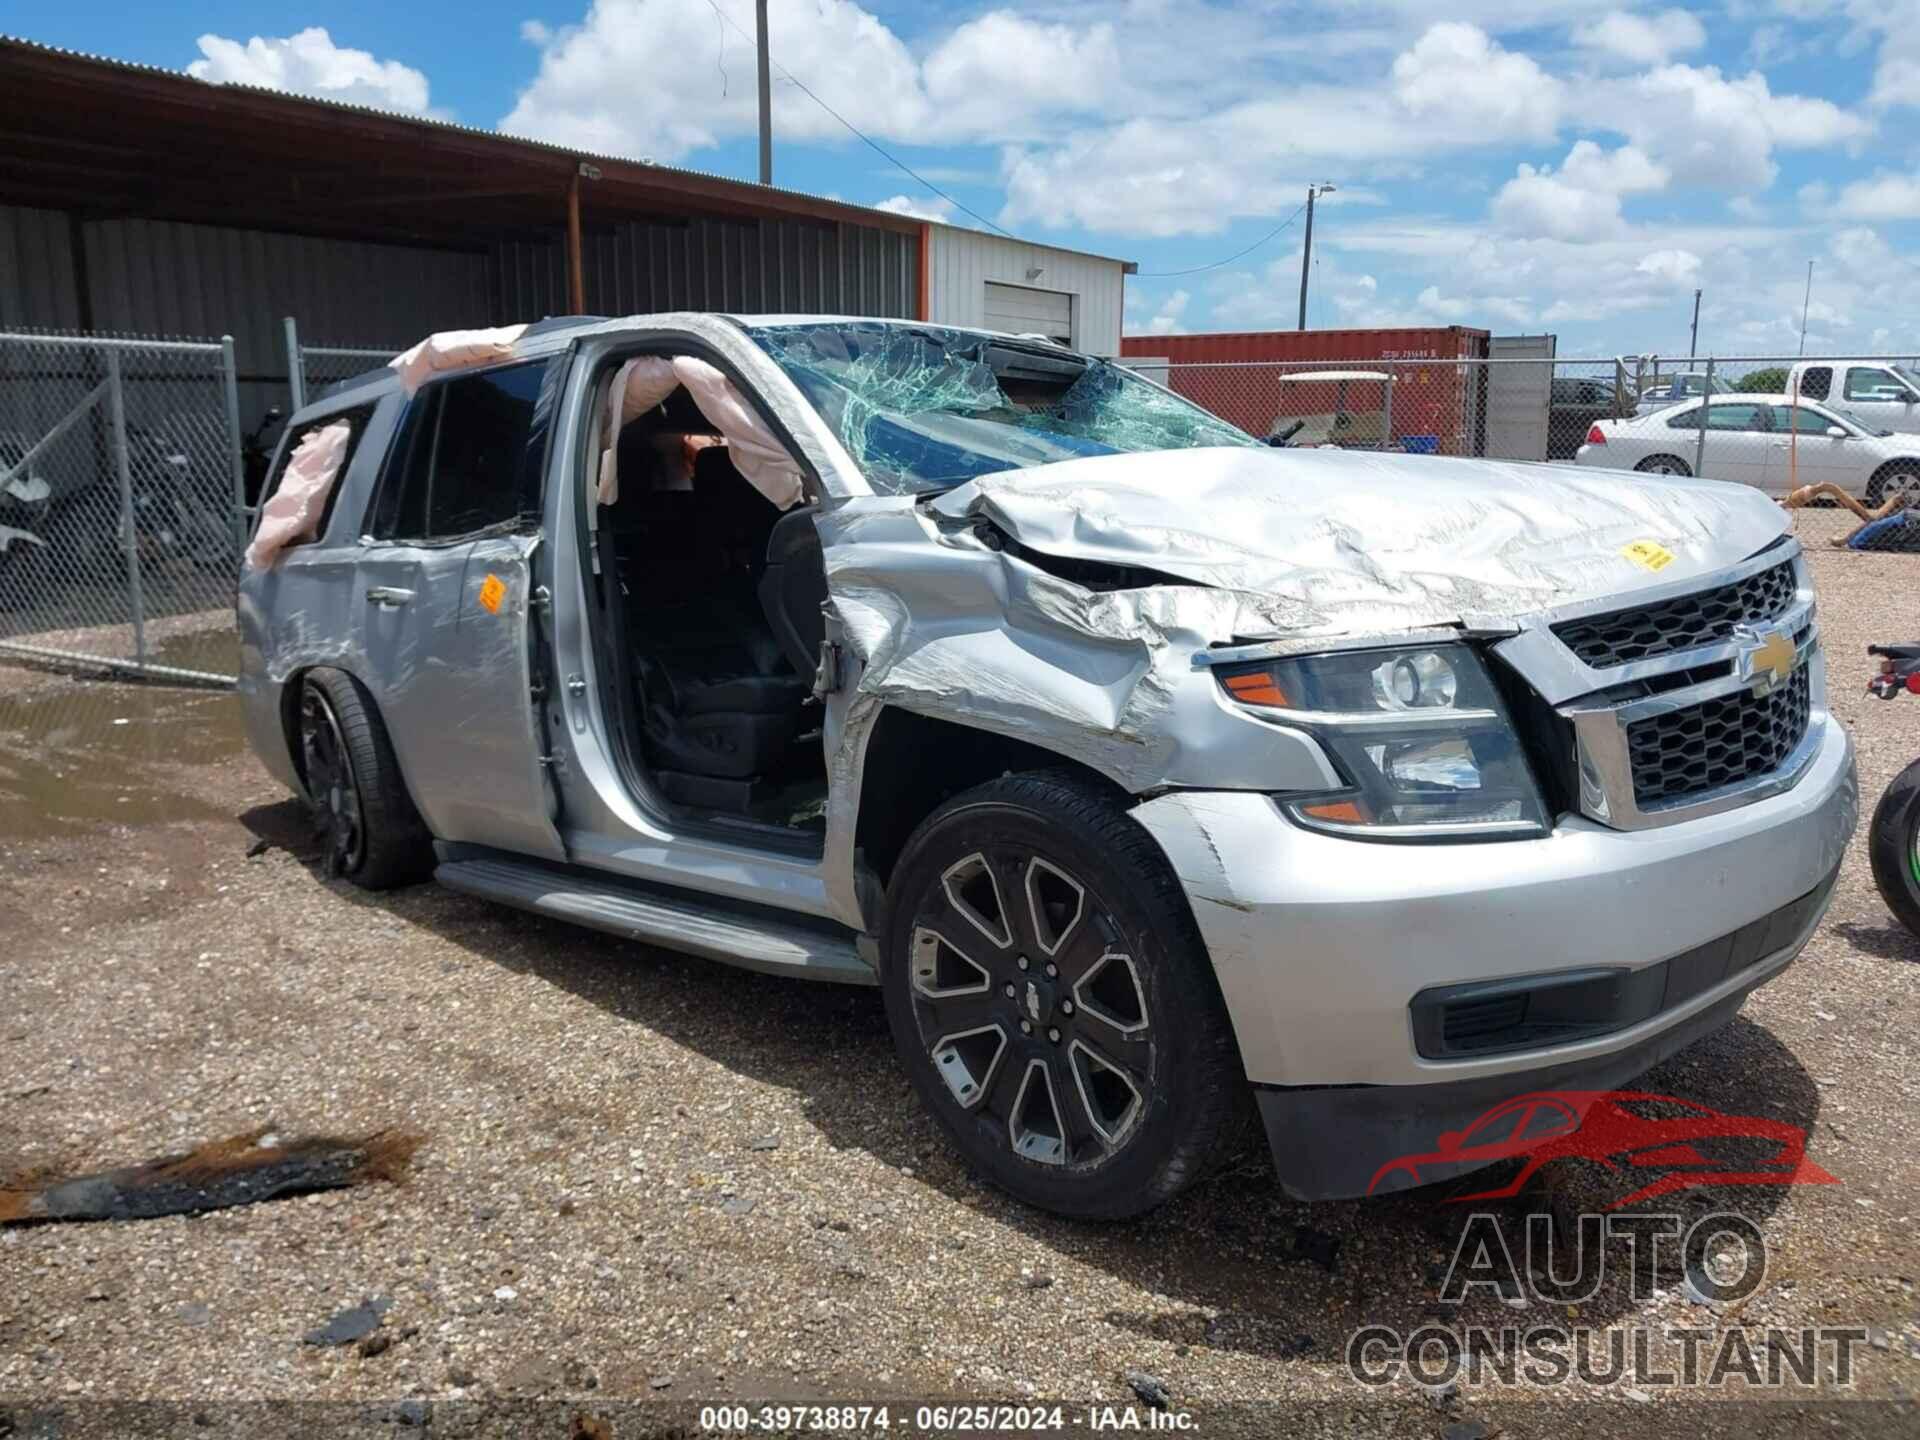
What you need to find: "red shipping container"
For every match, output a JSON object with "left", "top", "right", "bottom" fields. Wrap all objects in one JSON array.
[{"left": 1120, "top": 326, "right": 1492, "bottom": 454}]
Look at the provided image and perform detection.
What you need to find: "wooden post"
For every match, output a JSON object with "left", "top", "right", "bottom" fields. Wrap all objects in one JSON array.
[{"left": 567, "top": 170, "right": 586, "bottom": 315}]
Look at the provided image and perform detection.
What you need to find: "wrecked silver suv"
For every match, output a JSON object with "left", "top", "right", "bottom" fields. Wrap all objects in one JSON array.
[{"left": 239, "top": 315, "right": 1858, "bottom": 1217}]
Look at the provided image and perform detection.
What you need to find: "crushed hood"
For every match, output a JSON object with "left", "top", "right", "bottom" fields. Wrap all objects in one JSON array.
[{"left": 929, "top": 445, "right": 1788, "bottom": 640}]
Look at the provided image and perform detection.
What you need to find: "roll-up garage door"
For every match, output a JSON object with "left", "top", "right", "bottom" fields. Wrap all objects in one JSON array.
[{"left": 983, "top": 282, "right": 1073, "bottom": 344}]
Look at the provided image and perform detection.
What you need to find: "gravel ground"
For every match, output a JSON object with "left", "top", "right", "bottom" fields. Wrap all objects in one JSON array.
[{"left": 1, "top": 506, "right": 1916, "bottom": 1437}]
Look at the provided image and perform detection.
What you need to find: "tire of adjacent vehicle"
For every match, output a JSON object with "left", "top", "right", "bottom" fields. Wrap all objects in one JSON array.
[
  {"left": 1865, "top": 465, "right": 1920, "bottom": 508},
  {"left": 299, "top": 667, "right": 434, "bottom": 891},
  {"left": 879, "top": 770, "right": 1245, "bottom": 1220},
  {"left": 1634, "top": 455, "right": 1693, "bottom": 477},
  {"left": 1867, "top": 757, "right": 1920, "bottom": 938}
]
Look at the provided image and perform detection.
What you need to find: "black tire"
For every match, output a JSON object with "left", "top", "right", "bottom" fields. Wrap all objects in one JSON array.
[
  {"left": 296, "top": 667, "right": 433, "bottom": 890},
  {"left": 1635, "top": 455, "right": 1693, "bottom": 477},
  {"left": 880, "top": 770, "right": 1244, "bottom": 1219},
  {"left": 1865, "top": 464, "right": 1920, "bottom": 508},
  {"left": 1868, "top": 758, "right": 1920, "bottom": 937}
]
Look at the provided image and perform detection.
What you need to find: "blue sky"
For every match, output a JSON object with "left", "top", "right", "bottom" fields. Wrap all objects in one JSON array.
[{"left": 12, "top": 1, "right": 1920, "bottom": 357}]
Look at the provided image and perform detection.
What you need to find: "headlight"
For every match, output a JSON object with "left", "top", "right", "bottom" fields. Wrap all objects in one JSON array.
[{"left": 1216, "top": 643, "right": 1548, "bottom": 840}]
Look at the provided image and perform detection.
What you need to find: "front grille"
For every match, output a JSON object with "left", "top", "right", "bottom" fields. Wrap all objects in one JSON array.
[
  {"left": 1625, "top": 666, "right": 1811, "bottom": 806},
  {"left": 1553, "top": 558, "right": 1797, "bottom": 668}
]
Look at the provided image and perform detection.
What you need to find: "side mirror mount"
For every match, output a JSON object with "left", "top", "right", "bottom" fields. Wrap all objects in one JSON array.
[{"left": 1826, "top": 426, "right": 1849, "bottom": 439}]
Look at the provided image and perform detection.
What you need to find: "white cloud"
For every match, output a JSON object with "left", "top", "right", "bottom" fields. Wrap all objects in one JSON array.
[
  {"left": 1390, "top": 23, "right": 1563, "bottom": 141},
  {"left": 920, "top": 13, "right": 1124, "bottom": 135},
  {"left": 1491, "top": 142, "right": 1668, "bottom": 240},
  {"left": 502, "top": 0, "right": 930, "bottom": 159},
  {"left": 1141, "top": 289, "right": 1191, "bottom": 336},
  {"left": 1573, "top": 10, "right": 1707, "bottom": 66},
  {"left": 872, "top": 194, "right": 955, "bottom": 224},
  {"left": 1598, "top": 63, "right": 1872, "bottom": 190},
  {"left": 1829, "top": 171, "right": 1920, "bottom": 219},
  {"left": 188, "top": 27, "right": 437, "bottom": 115},
  {"left": 501, "top": 0, "right": 1129, "bottom": 160},
  {"left": 1636, "top": 248, "right": 1702, "bottom": 286},
  {"left": 1002, "top": 23, "right": 1566, "bottom": 237}
]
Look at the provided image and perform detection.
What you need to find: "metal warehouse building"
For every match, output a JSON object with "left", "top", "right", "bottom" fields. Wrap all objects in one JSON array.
[{"left": 0, "top": 35, "right": 1133, "bottom": 426}]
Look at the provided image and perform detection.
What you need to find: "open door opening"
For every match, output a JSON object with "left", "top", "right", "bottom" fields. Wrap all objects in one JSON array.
[{"left": 585, "top": 353, "right": 829, "bottom": 848}]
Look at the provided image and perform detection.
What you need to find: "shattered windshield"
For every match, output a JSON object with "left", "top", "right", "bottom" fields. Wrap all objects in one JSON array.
[{"left": 746, "top": 321, "right": 1257, "bottom": 495}]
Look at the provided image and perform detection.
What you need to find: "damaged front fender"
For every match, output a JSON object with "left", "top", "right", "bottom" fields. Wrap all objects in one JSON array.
[{"left": 815, "top": 496, "right": 1343, "bottom": 799}]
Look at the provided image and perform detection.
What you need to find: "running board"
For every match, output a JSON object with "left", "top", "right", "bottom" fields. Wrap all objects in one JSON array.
[{"left": 434, "top": 856, "right": 876, "bottom": 986}]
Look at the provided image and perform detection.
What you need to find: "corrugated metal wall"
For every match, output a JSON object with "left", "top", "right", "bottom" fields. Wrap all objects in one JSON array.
[
  {"left": 494, "top": 215, "right": 915, "bottom": 320},
  {"left": 82, "top": 220, "right": 493, "bottom": 359},
  {"left": 925, "top": 226, "right": 1128, "bottom": 356},
  {"left": 0, "top": 204, "right": 83, "bottom": 330},
  {"left": 0, "top": 206, "right": 916, "bottom": 426}
]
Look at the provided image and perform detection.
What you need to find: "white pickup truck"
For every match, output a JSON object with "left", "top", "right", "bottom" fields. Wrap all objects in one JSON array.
[{"left": 1787, "top": 359, "right": 1920, "bottom": 435}]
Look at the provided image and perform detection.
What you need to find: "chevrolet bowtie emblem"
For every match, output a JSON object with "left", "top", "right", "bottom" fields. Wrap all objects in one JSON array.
[{"left": 1736, "top": 625, "right": 1797, "bottom": 696}]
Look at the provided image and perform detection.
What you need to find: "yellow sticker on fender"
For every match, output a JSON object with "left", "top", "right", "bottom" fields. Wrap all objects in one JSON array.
[
  {"left": 478, "top": 573, "right": 508, "bottom": 614},
  {"left": 1621, "top": 540, "right": 1675, "bottom": 572}
]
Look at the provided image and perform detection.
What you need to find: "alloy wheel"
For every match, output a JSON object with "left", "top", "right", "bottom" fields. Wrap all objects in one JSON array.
[
  {"left": 905, "top": 847, "right": 1155, "bottom": 1167},
  {"left": 299, "top": 684, "right": 364, "bottom": 878}
]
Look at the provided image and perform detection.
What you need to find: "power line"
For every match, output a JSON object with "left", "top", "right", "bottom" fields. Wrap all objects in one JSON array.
[
  {"left": 705, "top": 0, "right": 1013, "bottom": 236},
  {"left": 1137, "top": 202, "right": 1309, "bottom": 278}
]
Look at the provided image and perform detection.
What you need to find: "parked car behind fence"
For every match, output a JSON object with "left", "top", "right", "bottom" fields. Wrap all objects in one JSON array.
[{"left": 1576, "top": 393, "right": 1920, "bottom": 503}]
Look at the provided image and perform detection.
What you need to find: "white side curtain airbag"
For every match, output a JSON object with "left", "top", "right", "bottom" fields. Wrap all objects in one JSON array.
[
  {"left": 597, "top": 356, "right": 805, "bottom": 510},
  {"left": 244, "top": 420, "right": 353, "bottom": 569}
]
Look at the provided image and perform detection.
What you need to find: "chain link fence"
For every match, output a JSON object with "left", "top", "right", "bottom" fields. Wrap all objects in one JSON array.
[
  {"left": 0, "top": 331, "right": 246, "bottom": 685},
  {"left": 285, "top": 317, "right": 399, "bottom": 415}
]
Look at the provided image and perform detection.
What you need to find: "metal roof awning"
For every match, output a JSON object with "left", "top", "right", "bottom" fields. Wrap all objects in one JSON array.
[{"left": 0, "top": 34, "right": 925, "bottom": 252}]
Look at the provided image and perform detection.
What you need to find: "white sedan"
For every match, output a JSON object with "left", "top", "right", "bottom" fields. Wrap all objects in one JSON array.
[{"left": 1575, "top": 393, "right": 1920, "bottom": 502}]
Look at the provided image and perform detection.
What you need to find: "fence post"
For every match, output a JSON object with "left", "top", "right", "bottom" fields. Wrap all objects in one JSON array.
[
  {"left": 284, "top": 315, "right": 305, "bottom": 413},
  {"left": 1693, "top": 357, "right": 1715, "bottom": 478},
  {"left": 106, "top": 349, "right": 147, "bottom": 669},
  {"left": 220, "top": 335, "right": 248, "bottom": 554},
  {"left": 1383, "top": 370, "right": 1395, "bottom": 452}
]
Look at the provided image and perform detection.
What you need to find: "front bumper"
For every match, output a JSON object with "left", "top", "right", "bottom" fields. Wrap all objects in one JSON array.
[{"left": 1130, "top": 718, "right": 1857, "bottom": 1199}]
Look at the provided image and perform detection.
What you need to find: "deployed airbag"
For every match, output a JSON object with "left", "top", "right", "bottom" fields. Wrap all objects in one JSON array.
[
  {"left": 597, "top": 356, "right": 804, "bottom": 510},
  {"left": 389, "top": 324, "right": 530, "bottom": 397},
  {"left": 244, "top": 420, "right": 353, "bottom": 570}
]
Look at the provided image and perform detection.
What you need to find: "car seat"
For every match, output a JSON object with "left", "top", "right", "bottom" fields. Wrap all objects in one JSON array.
[
  {"left": 758, "top": 505, "right": 828, "bottom": 680},
  {"left": 613, "top": 416, "right": 811, "bottom": 805}
]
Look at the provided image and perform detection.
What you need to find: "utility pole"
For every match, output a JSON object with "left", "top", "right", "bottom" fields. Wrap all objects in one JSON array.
[
  {"left": 1798, "top": 260, "right": 1814, "bottom": 357},
  {"left": 1688, "top": 289, "right": 1701, "bottom": 360},
  {"left": 755, "top": 0, "right": 773, "bottom": 186},
  {"left": 1297, "top": 182, "right": 1335, "bottom": 331}
]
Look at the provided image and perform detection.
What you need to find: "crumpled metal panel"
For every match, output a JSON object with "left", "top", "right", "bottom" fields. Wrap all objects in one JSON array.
[
  {"left": 930, "top": 445, "right": 1788, "bottom": 642},
  {"left": 817, "top": 442, "right": 1787, "bottom": 846}
]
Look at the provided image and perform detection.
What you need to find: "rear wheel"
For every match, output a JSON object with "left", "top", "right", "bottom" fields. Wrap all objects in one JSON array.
[
  {"left": 1865, "top": 464, "right": 1920, "bottom": 508},
  {"left": 1635, "top": 454, "right": 1693, "bottom": 477},
  {"left": 297, "top": 668, "right": 433, "bottom": 890},
  {"left": 880, "top": 770, "right": 1244, "bottom": 1219},
  {"left": 1868, "top": 758, "right": 1920, "bottom": 937}
]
